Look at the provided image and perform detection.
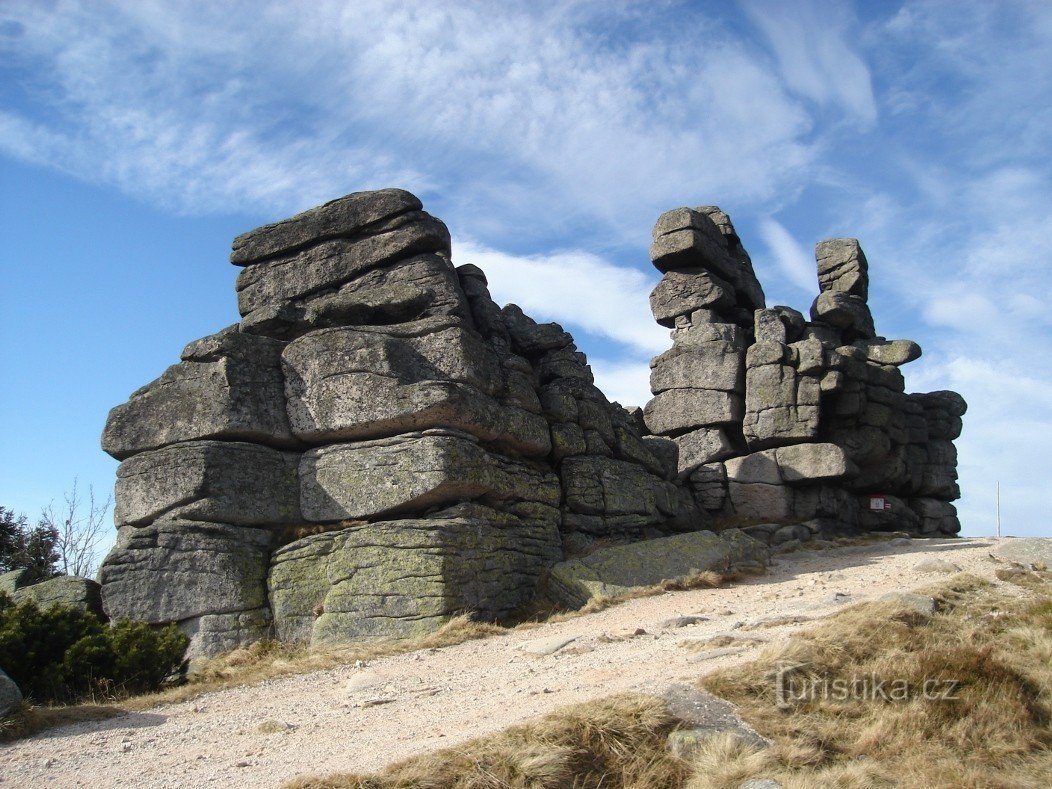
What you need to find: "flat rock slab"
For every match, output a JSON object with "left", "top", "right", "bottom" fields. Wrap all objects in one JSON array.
[
  {"left": 546, "top": 529, "right": 768, "bottom": 609},
  {"left": 992, "top": 538, "right": 1052, "bottom": 568},
  {"left": 517, "top": 636, "right": 578, "bottom": 656},
  {"left": 913, "top": 558, "right": 961, "bottom": 574},
  {"left": 13, "top": 576, "right": 104, "bottom": 619},
  {"left": 662, "top": 683, "right": 768, "bottom": 749},
  {"left": 879, "top": 592, "right": 936, "bottom": 617}
]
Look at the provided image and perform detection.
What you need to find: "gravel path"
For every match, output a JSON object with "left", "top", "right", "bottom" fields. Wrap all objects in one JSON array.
[{"left": 0, "top": 536, "right": 1013, "bottom": 788}]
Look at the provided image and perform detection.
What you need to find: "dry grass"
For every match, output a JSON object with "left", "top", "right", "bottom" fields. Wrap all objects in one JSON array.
[
  {"left": 285, "top": 693, "right": 690, "bottom": 789},
  {"left": 285, "top": 573, "right": 1052, "bottom": 789},
  {"left": 1, "top": 569, "right": 737, "bottom": 742},
  {"left": 0, "top": 701, "right": 123, "bottom": 742},
  {"left": 124, "top": 614, "right": 505, "bottom": 711},
  {"left": 698, "top": 573, "right": 1052, "bottom": 788},
  {"left": 1, "top": 615, "right": 505, "bottom": 738}
]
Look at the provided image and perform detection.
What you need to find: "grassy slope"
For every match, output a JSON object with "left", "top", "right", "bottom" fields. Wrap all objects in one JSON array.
[{"left": 288, "top": 574, "right": 1052, "bottom": 789}]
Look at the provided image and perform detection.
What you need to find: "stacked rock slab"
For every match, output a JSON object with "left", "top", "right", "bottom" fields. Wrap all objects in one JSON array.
[
  {"left": 99, "top": 189, "right": 682, "bottom": 657},
  {"left": 643, "top": 211, "right": 965, "bottom": 539},
  {"left": 645, "top": 207, "right": 764, "bottom": 476}
]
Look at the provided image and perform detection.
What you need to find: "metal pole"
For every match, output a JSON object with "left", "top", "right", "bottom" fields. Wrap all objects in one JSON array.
[{"left": 996, "top": 481, "right": 1001, "bottom": 538}]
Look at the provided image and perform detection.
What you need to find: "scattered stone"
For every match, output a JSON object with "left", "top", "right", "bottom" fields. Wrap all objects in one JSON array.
[
  {"left": 517, "top": 636, "right": 578, "bottom": 657},
  {"left": 913, "top": 558, "right": 961, "bottom": 574},
  {"left": 662, "top": 683, "right": 768, "bottom": 751},
  {"left": 660, "top": 615, "right": 709, "bottom": 629}
]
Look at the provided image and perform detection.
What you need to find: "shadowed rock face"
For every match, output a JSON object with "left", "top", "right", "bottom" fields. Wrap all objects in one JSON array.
[{"left": 98, "top": 189, "right": 965, "bottom": 658}]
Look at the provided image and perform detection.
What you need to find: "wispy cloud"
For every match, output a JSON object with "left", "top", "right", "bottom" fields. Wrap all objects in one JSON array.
[
  {"left": 756, "top": 218, "right": 817, "bottom": 295},
  {"left": 741, "top": 0, "right": 877, "bottom": 124},
  {"left": 0, "top": 0, "right": 823, "bottom": 245},
  {"left": 456, "top": 239, "right": 668, "bottom": 356}
]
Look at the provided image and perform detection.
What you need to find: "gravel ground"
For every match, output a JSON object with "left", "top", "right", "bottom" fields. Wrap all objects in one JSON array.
[{"left": 0, "top": 536, "right": 1014, "bottom": 788}]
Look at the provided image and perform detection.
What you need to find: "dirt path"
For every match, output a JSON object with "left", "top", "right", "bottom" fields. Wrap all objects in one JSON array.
[{"left": 1, "top": 536, "right": 1014, "bottom": 788}]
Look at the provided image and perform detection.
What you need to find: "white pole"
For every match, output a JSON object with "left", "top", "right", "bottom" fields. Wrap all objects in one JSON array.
[{"left": 996, "top": 481, "right": 1001, "bottom": 538}]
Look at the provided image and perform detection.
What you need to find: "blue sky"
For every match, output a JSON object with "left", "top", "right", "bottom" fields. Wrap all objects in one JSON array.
[{"left": 1, "top": 0, "right": 1050, "bottom": 546}]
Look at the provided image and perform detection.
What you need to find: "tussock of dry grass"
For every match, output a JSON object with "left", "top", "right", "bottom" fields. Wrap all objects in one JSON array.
[
  {"left": 285, "top": 693, "right": 690, "bottom": 789},
  {"left": 287, "top": 573, "right": 1052, "bottom": 789},
  {"left": 699, "top": 573, "right": 1052, "bottom": 788}
]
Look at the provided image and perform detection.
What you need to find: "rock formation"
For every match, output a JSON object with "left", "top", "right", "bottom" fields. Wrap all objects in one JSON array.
[{"left": 98, "top": 189, "right": 965, "bottom": 658}]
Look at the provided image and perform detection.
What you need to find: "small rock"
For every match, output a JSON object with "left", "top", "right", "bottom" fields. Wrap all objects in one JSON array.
[
  {"left": 344, "top": 672, "right": 385, "bottom": 694},
  {"left": 740, "top": 780, "right": 783, "bottom": 789},
  {"left": 914, "top": 558, "right": 961, "bottom": 574},
  {"left": 517, "top": 635, "right": 578, "bottom": 656},
  {"left": 889, "top": 537, "right": 912, "bottom": 546},
  {"left": 880, "top": 592, "right": 936, "bottom": 617},
  {"left": 660, "top": 615, "right": 709, "bottom": 629},
  {"left": 687, "top": 646, "right": 748, "bottom": 662},
  {"left": 359, "top": 697, "right": 395, "bottom": 708}
]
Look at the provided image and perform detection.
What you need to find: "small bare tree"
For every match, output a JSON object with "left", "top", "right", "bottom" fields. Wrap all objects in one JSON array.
[{"left": 39, "top": 479, "right": 112, "bottom": 579}]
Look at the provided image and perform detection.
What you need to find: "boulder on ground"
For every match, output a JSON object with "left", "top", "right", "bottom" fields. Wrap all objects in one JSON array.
[
  {"left": 0, "top": 668, "right": 21, "bottom": 718},
  {"left": 13, "top": 576, "right": 105, "bottom": 619},
  {"left": 545, "top": 529, "right": 768, "bottom": 609},
  {"left": 268, "top": 504, "right": 559, "bottom": 645}
]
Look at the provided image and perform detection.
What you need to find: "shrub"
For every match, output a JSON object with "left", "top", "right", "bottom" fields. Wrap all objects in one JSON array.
[{"left": 0, "top": 597, "right": 188, "bottom": 704}]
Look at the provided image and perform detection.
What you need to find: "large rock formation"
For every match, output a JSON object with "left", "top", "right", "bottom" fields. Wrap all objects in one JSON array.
[
  {"left": 98, "top": 190, "right": 965, "bottom": 658},
  {"left": 643, "top": 207, "right": 965, "bottom": 538}
]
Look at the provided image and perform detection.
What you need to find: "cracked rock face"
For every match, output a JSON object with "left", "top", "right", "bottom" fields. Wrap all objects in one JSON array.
[{"left": 98, "top": 189, "right": 965, "bottom": 659}]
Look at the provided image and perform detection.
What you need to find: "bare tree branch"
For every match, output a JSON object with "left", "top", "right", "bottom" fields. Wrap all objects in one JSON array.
[{"left": 40, "top": 478, "right": 112, "bottom": 579}]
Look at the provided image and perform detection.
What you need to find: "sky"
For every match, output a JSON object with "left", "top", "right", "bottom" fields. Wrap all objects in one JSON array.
[{"left": 1, "top": 0, "right": 1050, "bottom": 551}]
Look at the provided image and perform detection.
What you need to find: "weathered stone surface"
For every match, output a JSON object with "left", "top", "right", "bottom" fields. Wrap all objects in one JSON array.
[
  {"left": 102, "top": 329, "right": 295, "bottom": 460},
  {"left": 689, "top": 463, "right": 727, "bottom": 511},
  {"left": 13, "top": 576, "right": 105, "bottom": 619},
  {"left": 774, "top": 443, "right": 856, "bottom": 483},
  {"left": 649, "top": 269, "right": 734, "bottom": 326},
  {"left": 231, "top": 188, "right": 423, "bottom": 265},
  {"left": 283, "top": 318, "right": 550, "bottom": 456},
  {"left": 500, "top": 305, "right": 573, "bottom": 354},
  {"left": 180, "top": 608, "right": 271, "bottom": 665},
  {"left": 561, "top": 456, "right": 678, "bottom": 520},
  {"left": 815, "top": 238, "right": 869, "bottom": 299},
  {"left": 909, "top": 497, "right": 960, "bottom": 534},
  {"left": 853, "top": 339, "right": 921, "bottom": 366},
  {"left": 546, "top": 529, "right": 768, "bottom": 608},
  {"left": 0, "top": 669, "right": 21, "bottom": 718},
  {"left": 0, "top": 569, "right": 29, "bottom": 597},
  {"left": 236, "top": 213, "right": 451, "bottom": 317},
  {"left": 268, "top": 504, "right": 559, "bottom": 644},
  {"left": 300, "top": 430, "right": 559, "bottom": 522},
  {"left": 992, "top": 538, "right": 1052, "bottom": 567},
  {"left": 644, "top": 389, "right": 743, "bottom": 435},
  {"left": 115, "top": 441, "right": 300, "bottom": 528},
  {"left": 695, "top": 206, "right": 766, "bottom": 310},
  {"left": 743, "top": 364, "right": 820, "bottom": 449},
  {"left": 100, "top": 520, "right": 270, "bottom": 628},
  {"left": 810, "top": 291, "right": 875, "bottom": 339},
  {"left": 240, "top": 253, "right": 468, "bottom": 339},
  {"left": 642, "top": 435, "right": 680, "bottom": 480},
  {"left": 727, "top": 481, "right": 795, "bottom": 520},
  {"left": 672, "top": 428, "right": 736, "bottom": 475},
  {"left": 650, "top": 342, "right": 744, "bottom": 394}
]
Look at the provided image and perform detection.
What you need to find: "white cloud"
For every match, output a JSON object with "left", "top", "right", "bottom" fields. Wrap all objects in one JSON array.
[
  {"left": 757, "top": 218, "right": 817, "bottom": 294},
  {"left": 741, "top": 0, "right": 877, "bottom": 124},
  {"left": 589, "top": 359, "right": 654, "bottom": 410},
  {"left": 0, "top": 0, "right": 822, "bottom": 241},
  {"left": 455, "top": 239, "right": 669, "bottom": 356}
]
